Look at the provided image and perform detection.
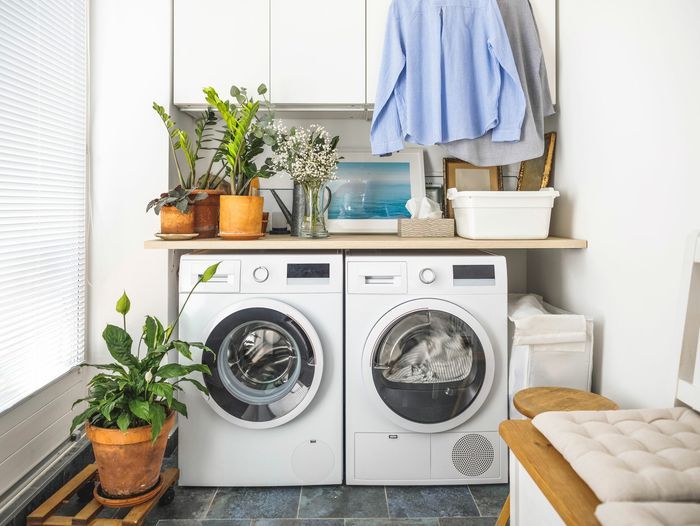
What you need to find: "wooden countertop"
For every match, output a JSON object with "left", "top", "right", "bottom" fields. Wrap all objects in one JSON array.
[
  {"left": 500, "top": 420, "right": 601, "bottom": 526},
  {"left": 144, "top": 234, "right": 587, "bottom": 250}
]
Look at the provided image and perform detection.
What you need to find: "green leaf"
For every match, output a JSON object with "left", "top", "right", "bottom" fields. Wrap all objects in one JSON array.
[
  {"left": 115, "top": 291, "right": 130, "bottom": 316},
  {"left": 149, "top": 403, "right": 166, "bottom": 442},
  {"left": 149, "top": 381, "right": 174, "bottom": 406},
  {"left": 257, "top": 83, "right": 268, "bottom": 95},
  {"left": 70, "top": 406, "right": 98, "bottom": 434},
  {"left": 100, "top": 396, "right": 120, "bottom": 421},
  {"left": 180, "top": 377, "right": 209, "bottom": 396},
  {"left": 199, "top": 262, "right": 220, "bottom": 283},
  {"left": 116, "top": 412, "right": 130, "bottom": 432},
  {"left": 170, "top": 398, "right": 188, "bottom": 418},
  {"left": 102, "top": 325, "right": 136, "bottom": 367},
  {"left": 143, "top": 316, "right": 164, "bottom": 350},
  {"left": 128, "top": 399, "right": 150, "bottom": 421},
  {"left": 156, "top": 363, "right": 186, "bottom": 379},
  {"left": 173, "top": 340, "right": 192, "bottom": 360}
]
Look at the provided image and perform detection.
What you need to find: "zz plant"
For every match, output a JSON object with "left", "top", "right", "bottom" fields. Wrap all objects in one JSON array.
[
  {"left": 70, "top": 262, "right": 220, "bottom": 441},
  {"left": 203, "top": 84, "right": 277, "bottom": 196},
  {"left": 153, "top": 104, "right": 225, "bottom": 190}
]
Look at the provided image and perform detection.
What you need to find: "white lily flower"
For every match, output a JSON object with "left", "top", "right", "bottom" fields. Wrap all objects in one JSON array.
[{"left": 145, "top": 370, "right": 153, "bottom": 383}]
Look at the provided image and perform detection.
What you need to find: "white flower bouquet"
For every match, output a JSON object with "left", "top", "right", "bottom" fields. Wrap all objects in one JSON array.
[{"left": 272, "top": 124, "right": 341, "bottom": 238}]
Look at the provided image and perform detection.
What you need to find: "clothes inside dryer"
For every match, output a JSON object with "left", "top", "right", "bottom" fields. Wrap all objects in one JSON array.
[{"left": 372, "top": 309, "right": 486, "bottom": 424}]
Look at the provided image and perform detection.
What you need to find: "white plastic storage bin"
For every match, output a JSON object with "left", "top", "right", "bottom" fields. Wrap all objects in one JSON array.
[
  {"left": 508, "top": 295, "right": 594, "bottom": 419},
  {"left": 446, "top": 188, "right": 559, "bottom": 239}
]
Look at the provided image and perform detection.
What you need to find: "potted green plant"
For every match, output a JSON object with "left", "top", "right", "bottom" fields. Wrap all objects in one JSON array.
[
  {"left": 203, "top": 84, "right": 277, "bottom": 240},
  {"left": 70, "top": 262, "right": 219, "bottom": 500},
  {"left": 153, "top": 104, "right": 227, "bottom": 237},
  {"left": 147, "top": 185, "right": 207, "bottom": 236}
]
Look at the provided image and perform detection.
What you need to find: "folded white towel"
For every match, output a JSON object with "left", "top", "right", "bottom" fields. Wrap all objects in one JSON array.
[{"left": 508, "top": 294, "right": 587, "bottom": 346}]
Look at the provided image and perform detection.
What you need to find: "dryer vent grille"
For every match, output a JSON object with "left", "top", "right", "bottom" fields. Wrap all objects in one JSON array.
[{"left": 451, "top": 434, "right": 494, "bottom": 477}]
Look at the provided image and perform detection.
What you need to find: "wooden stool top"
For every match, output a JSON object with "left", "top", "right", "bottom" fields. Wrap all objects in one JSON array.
[{"left": 514, "top": 386, "right": 619, "bottom": 419}]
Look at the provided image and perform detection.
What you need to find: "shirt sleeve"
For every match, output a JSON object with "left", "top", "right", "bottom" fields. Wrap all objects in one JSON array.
[
  {"left": 486, "top": 0, "right": 526, "bottom": 142},
  {"left": 370, "top": 3, "right": 406, "bottom": 155}
]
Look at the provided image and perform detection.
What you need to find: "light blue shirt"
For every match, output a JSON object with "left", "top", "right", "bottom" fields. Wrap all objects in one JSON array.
[{"left": 370, "top": 0, "right": 527, "bottom": 155}]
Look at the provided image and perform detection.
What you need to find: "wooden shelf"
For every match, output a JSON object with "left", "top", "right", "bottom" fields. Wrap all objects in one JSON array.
[{"left": 144, "top": 234, "right": 587, "bottom": 251}]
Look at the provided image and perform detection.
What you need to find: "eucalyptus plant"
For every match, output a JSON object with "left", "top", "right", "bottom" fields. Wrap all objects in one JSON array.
[
  {"left": 152, "top": 103, "right": 225, "bottom": 189},
  {"left": 70, "top": 262, "right": 220, "bottom": 442},
  {"left": 203, "top": 84, "right": 277, "bottom": 196}
]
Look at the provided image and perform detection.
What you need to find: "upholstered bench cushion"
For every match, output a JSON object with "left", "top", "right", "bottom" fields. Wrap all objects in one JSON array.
[
  {"left": 532, "top": 408, "right": 700, "bottom": 502},
  {"left": 596, "top": 502, "right": 700, "bottom": 526}
]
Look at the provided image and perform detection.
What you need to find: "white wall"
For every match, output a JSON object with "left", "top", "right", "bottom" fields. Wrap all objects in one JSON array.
[
  {"left": 89, "top": 0, "right": 172, "bottom": 361},
  {"left": 528, "top": 0, "right": 700, "bottom": 408}
]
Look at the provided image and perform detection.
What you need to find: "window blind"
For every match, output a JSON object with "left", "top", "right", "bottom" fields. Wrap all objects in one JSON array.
[{"left": 0, "top": 0, "right": 87, "bottom": 413}]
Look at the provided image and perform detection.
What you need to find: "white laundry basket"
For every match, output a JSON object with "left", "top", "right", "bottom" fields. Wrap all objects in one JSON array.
[{"left": 508, "top": 295, "right": 594, "bottom": 419}]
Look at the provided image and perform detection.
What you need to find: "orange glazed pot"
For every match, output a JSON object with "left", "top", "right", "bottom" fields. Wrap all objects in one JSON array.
[
  {"left": 219, "top": 195, "right": 264, "bottom": 239},
  {"left": 191, "top": 189, "right": 224, "bottom": 238},
  {"left": 85, "top": 412, "right": 175, "bottom": 498},
  {"left": 160, "top": 206, "right": 195, "bottom": 234}
]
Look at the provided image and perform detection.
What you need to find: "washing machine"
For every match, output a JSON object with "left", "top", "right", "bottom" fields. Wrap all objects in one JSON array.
[
  {"left": 177, "top": 252, "right": 343, "bottom": 486},
  {"left": 345, "top": 251, "right": 508, "bottom": 485}
]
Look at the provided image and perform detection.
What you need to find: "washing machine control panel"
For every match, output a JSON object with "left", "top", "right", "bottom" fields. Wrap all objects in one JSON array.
[
  {"left": 418, "top": 268, "right": 436, "bottom": 284},
  {"left": 253, "top": 266, "right": 270, "bottom": 283}
]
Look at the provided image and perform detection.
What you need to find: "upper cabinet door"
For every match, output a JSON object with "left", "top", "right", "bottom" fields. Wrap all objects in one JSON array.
[
  {"left": 270, "top": 0, "right": 365, "bottom": 105},
  {"left": 174, "top": 0, "right": 270, "bottom": 107},
  {"left": 529, "top": 0, "right": 556, "bottom": 104},
  {"left": 366, "top": 0, "right": 393, "bottom": 106}
]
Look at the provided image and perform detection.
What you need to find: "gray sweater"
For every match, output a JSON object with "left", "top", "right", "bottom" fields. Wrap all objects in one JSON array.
[{"left": 443, "top": 0, "right": 555, "bottom": 166}]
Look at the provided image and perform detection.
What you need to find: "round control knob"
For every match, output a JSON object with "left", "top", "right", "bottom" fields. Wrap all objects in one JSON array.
[
  {"left": 419, "top": 268, "right": 436, "bottom": 284},
  {"left": 253, "top": 266, "right": 269, "bottom": 283}
]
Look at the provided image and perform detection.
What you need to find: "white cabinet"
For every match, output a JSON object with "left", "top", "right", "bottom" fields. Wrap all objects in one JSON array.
[
  {"left": 529, "top": 0, "right": 557, "bottom": 103},
  {"left": 366, "top": 0, "right": 393, "bottom": 105},
  {"left": 270, "top": 0, "right": 365, "bottom": 105},
  {"left": 173, "top": 0, "right": 270, "bottom": 107}
]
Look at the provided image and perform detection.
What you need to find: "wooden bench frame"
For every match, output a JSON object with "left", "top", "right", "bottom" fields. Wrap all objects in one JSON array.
[{"left": 500, "top": 231, "right": 700, "bottom": 525}]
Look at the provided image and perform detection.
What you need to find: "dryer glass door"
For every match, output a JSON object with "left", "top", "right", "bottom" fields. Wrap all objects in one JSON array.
[
  {"left": 203, "top": 306, "right": 320, "bottom": 427},
  {"left": 371, "top": 308, "right": 487, "bottom": 425}
]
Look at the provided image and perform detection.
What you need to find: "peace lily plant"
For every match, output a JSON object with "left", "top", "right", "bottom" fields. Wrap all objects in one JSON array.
[{"left": 70, "top": 262, "right": 220, "bottom": 499}]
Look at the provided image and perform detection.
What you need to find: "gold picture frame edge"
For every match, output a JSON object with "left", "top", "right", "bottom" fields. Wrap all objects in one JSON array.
[{"left": 443, "top": 157, "right": 503, "bottom": 218}]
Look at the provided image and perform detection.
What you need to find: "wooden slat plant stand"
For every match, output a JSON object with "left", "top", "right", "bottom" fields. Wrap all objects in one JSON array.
[{"left": 27, "top": 464, "right": 178, "bottom": 526}]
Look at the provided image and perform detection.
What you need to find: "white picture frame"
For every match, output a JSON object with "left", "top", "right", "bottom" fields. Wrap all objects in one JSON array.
[{"left": 326, "top": 149, "right": 426, "bottom": 234}]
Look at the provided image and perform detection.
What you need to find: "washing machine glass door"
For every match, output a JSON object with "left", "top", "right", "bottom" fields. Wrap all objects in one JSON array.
[
  {"left": 364, "top": 299, "right": 495, "bottom": 433},
  {"left": 203, "top": 300, "right": 323, "bottom": 429}
]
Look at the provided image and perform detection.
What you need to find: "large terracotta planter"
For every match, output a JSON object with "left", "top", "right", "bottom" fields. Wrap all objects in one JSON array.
[
  {"left": 219, "top": 195, "right": 264, "bottom": 239},
  {"left": 191, "top": 189, "right": 224, "bottom": 238},
  {"left": 85, "top": 412, "right": 175, "bottom": 498},
  {"left": 160, "top": 206, "right": 195, "bottom": 234}
]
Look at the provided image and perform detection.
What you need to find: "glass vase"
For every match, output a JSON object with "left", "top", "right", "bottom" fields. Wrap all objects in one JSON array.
[{"left": 301, "top": 182, "right": 331, "bottom": 238}]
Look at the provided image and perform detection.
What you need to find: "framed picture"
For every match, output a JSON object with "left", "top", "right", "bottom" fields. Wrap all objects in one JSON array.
[
  {"left": 517, "top": 132, "right": 557, "bottom": 191},
  {"left": 443, "top": 158, "right": 503, "bottom": 218},
  {"left": 326, "top": 150, "right": 426, "bottom": 233}
]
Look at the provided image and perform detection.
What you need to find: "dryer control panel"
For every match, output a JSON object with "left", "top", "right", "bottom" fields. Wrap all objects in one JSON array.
[{"left": 347, "top": 254, "right": 507, "bottom": 295}]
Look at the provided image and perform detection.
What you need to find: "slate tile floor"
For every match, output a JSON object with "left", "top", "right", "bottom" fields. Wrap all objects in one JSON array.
[{"left": 54, "top": 450, "right": 507, "bottom": 526}]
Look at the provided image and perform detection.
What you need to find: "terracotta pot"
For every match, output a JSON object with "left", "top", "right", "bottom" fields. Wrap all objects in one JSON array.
[
  {"left": 160, "top": 206, "right": 194, "bottom": 234},
  {"left": 86, "top": 412, "right": 175, "bottom": 498},
  {"left": 191, "top": 189, "right": 224, "bottom": 238},
  {"left": 219, "top": 195, "right": 264, "bottom": 238}
]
